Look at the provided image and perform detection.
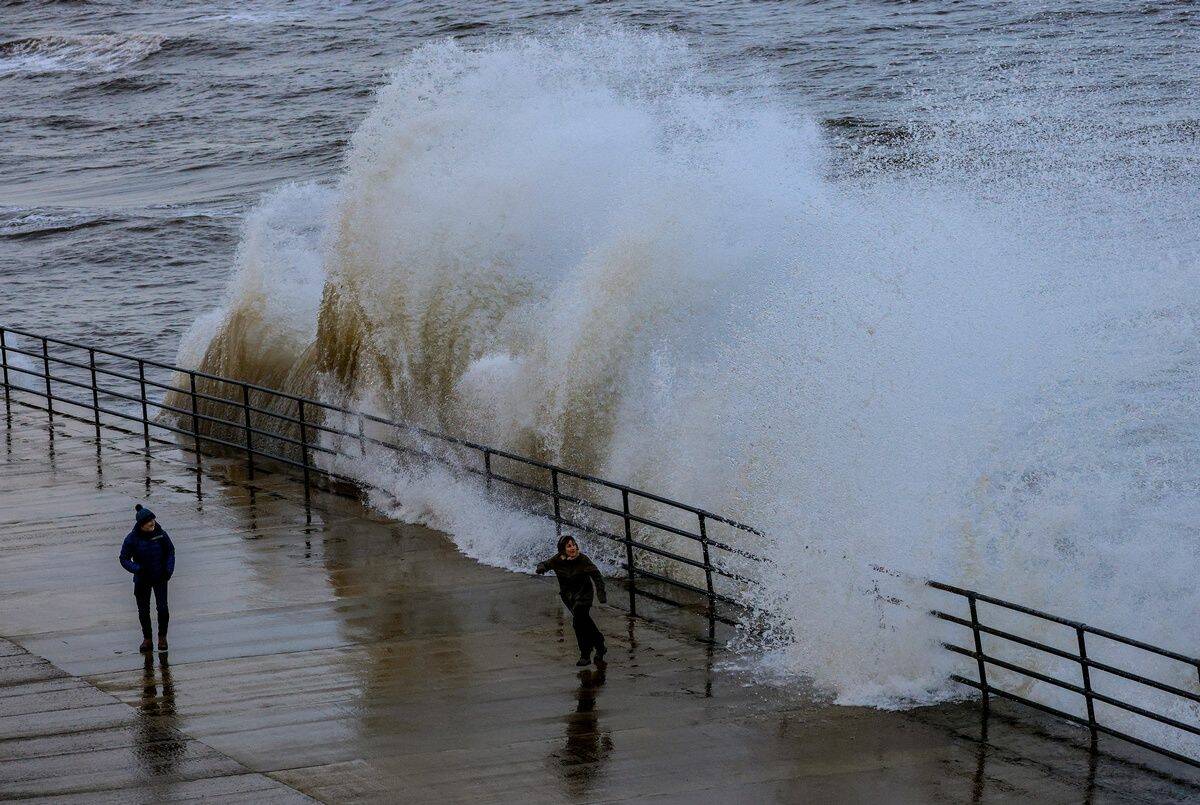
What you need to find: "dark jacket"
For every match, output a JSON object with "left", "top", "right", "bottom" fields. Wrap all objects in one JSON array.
[
  {"left": 120, "top": 527, "right": 175, "bottom": 581},
  {"left": 536, "top": 553, "right": 607, "bottom": 608}
]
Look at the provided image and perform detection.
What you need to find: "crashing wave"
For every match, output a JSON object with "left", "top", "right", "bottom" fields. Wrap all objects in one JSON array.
[{"left": 177, "top": 26, "right": 1200, "bottom": 745}]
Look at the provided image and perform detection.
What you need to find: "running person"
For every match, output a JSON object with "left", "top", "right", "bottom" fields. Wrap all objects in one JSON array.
[{"left": 536, "top": 534, "right": 607, "bottom": 666}]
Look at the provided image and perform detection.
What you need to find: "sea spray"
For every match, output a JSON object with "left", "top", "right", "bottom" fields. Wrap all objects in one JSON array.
[{"left": 178, "top": 27, "right": 1200, "bottom": 748}]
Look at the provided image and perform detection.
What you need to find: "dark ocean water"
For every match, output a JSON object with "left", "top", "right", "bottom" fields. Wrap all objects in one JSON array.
[{"left": 1, "top": 0, "right": 1196, "bottom": 362}]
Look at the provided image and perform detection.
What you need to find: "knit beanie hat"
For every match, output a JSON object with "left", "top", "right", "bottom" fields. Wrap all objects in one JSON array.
[{"left": 134, "top": 504, "right": 156, "bottom": 526}]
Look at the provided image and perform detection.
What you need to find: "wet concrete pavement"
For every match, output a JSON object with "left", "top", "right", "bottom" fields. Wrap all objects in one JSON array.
[{"left": 3, "top": 405, "right": 1200, "bottom": 803}]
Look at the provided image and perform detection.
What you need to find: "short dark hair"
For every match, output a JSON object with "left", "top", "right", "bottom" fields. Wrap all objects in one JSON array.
[{"left": 557, "top": 534, "right": 578, "bottom": 556}]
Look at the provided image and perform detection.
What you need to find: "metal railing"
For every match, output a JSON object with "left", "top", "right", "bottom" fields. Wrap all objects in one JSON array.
[
  {"left": 0, "top": 325, "right": 767, "bottom": 627},
  {"left": 931, "top": 580, "right": 1200, "bottom": 770}
]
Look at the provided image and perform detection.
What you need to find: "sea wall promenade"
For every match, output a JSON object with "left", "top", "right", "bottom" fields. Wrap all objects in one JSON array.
[{"left": 2, "top": 407, "right": 1196, "bottom": 802}]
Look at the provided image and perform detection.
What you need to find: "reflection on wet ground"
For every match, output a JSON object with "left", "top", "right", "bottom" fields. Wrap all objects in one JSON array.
[
  {"left": 4, "top": 407, "right": 1200, "bottom": 802},
  {"left": 555, "top": 666, "right": 613, "bottom": 800},
  {"left": 134, "top": 652, "right": 186, "bottom": 780},
  {"left": 0, "top": 636, "right": 307, "bottom": 801}
]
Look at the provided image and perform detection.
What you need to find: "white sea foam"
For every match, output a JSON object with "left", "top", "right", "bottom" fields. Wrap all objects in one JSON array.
[
  {"left": 181, "top": 27, "right": 1200, "bottom": 748},
  {"left": 0, "top": 208, "right": 105, "bottom": 238},
  {"left": 0, "top": 34, "right": 165, "bottom": 75}
]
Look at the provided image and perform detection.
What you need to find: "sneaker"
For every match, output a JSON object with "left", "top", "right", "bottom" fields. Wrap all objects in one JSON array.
[
  {"left": 594, "top": 649, "right": 607, "bottom": 666},
  {"left": 139, "top": 638, "right": 153, "bottom": 653},
  {"left": 157, "top": 636, "right": 168, "bottom": 651},
  {"left": 575, "top": 656, "right": 591, "bottom": 666}
]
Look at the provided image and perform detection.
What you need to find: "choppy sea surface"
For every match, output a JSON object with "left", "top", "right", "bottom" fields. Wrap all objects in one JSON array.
[
  {"left": 3, "top": 1, "right": 1195, "bottom": 359},
  {"left": 5, "top": 0, "right": 1200, "bottom": 741}
]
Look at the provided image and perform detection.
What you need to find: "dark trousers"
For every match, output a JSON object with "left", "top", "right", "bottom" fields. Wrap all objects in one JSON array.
[
  {"left": 571, "top": 604, "right": 605, "bottom": 657},
  {"left": 134, "top": 577, "right": 169, "bottom": 639}
]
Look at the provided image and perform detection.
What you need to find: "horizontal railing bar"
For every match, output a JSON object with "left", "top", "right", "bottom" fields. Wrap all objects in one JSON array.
[
  {"left": 930, "top": 581, "right": 1081, "bottom": 627},
  {"left": 554, "top": 515, "right": 626, "bottom": 545},
  {"left": 551, "top": 514, "right": 754, "bottom": 587},
  {"left": 1083, "top": 626, "right": 1200, "bottom": 669},
  {"left": 1089, "top": 689, "right": 1200, "bottom": 738},
  {"left": 951, "top": 640, "right": 1200, "bottom": 716},
  {"left": 488, "top": 470, "right": 556, "bottom": 499},
  {"left": 255, "top": 401, "right": 761, "bottom": 534},
  {"left": 8, "top": 366, "right": 97, "bottom": 395},
  {"left": 1, "top": 384, "right": 294, "bottom": 470},
  {"left": 0, "top": 362, "right": 50, "bottom": 382},
  {"left": 551, "top": 490, "right": 700, "bottom": 541},
  {"left": 2, "top": 345, "right": 139, "bottom": 381},
  {"left": 0, "top": 348, "right": 213, "bottom": 404},
  {"left": 541, "top": 489, "right": 764, "bottom": 562},
  {"left": 11, "top": 388, "right": 360, "bottom": 488},
  {"left": 69, "top": 382, "right": 338, "bottom": 459},
  {"left": 949, "top": 675, "right": 1200, "bottom": 770},
  {"left": 930, "top": 581, "right": 1200, "bottom": 667},
  {"left": 515, "top": 445, "right": 759, "bottom": 532},
  {"left": 628, "top": 564, "right": 742, "bottom": 606},
  {"left": 553, "top": 514, "right": 701, "bottom": 571},
  {"left": 944, "top": 643, "right": 1085, "bottom": 695},
  {"left": 626, "top": 510, "right": 707, "bottom": 544},
  {"left": 933, "top": 610, "right": 1081, "bottom": 663},
  {"left": 1, "top": 326, "right": 315, "bottom": 402},
  {"left": 552, "top": 507, "right": 746, "bottom": 604},
  {"left": 342, "top": 436, "right": 769, "bottom": 571},
  {"left": 3, "top": 393, "right": 189, "bottom": 450},
  {"left": 703, "top": 537, "right": 769, "bottom": 562},
  {"left": 347, "top": 407, "right": 758, "bottom": 530},
  {"left": 3, "top": 368, "right": 205, "bottom": 429},
  {"left": 626, "top": 585, "right": 739, "bottom": 626},
  {"left": 555, "top": 497, "right": 765, "bottom": 563},
  {"left": 7, "top": 316, "right": 744, "bottom": 521},
  {"left": 1084, "top": 657, "right": 1200, "bottom": 706},
  {"left": 101, "top": 401, "right": 356, "bottom": 488},
  {"left": 510, "top": 495, "right": 761, "bottom": 580}
]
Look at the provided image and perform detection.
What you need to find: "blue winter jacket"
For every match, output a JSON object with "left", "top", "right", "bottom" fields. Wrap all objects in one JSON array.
[{"left": 119, "top": 527, "right": 175, "bottom": 581}]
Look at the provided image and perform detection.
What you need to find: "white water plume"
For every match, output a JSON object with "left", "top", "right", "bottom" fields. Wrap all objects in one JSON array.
[{"left": 181, "top": 26, "right": 1200, "bottom": 743}]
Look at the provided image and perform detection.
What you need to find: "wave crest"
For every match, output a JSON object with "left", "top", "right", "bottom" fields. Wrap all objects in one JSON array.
[{"left": 0, "top": 33, "right": 165, "bottom": 75}]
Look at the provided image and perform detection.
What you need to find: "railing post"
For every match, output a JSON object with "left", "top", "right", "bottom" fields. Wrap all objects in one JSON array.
[
  {"left": 358, "top": 415, "right": 366, "bottom": 458},
  {"left": 551, "top": 467, "right": 562, "bottom": 535},
  {"left": 137, "top": 360, "right": 150, "bottom": 454},
  {"left": 189, "top": 371, "right": 201, "bottom": 470},
  {"left": 483, "top": 449, "right": 492, "bottom": 493},
  {"left": 88, "top": 349, "right": 101, "bottom": 441},
  {"left": 698, "top": 513, "right": 716, "bottom": 624},
  {"left": 968, "top": 593, "right": 989, "bottom": 712},
  {"left": 0, "top": 327, "right": 10, "bottom": 417},
  {"left": 41, "top": 336, "right": 53, "bottom": 423},
  {"left": 298, "top": 398, "right": 311, "bottom": 499},
  {"left": 1077, "top": 626, "right": 1097, "bottom": 739},
  {"left": 622, "top": 489, "right": 636, "bottom": 615},
  {"left": 242, "top": 383, "right": 254, "bottom": 478}
]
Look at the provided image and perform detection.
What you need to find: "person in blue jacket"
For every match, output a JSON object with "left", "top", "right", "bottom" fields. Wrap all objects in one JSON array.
[{"left": 119, "top": 504, "right": 175, "bottom": 652}]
